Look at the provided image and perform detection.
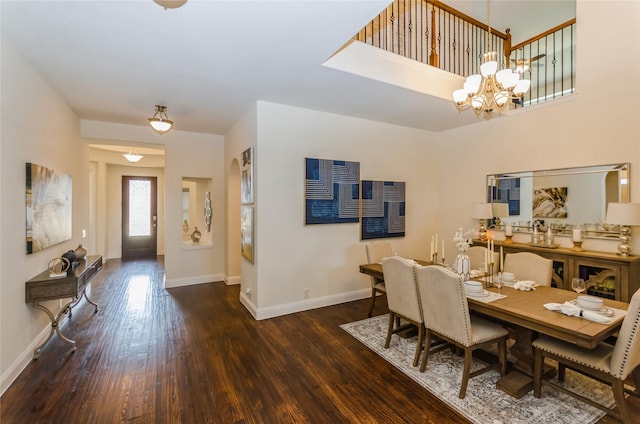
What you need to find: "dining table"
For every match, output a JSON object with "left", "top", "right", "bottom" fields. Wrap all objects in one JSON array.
[{"left": 359, "top": 261, "right": 630, "bottom": 398}]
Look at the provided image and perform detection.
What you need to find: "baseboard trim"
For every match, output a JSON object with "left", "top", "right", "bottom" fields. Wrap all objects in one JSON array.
[
  {"left": 226, "top": 275, "right": 241, "bottom": 286},
  {"left": 165, "top": 273, "right": 226, "bottom": 288},
  {"left": 250, "top": 288, "right": 371, "bottom": 320}
]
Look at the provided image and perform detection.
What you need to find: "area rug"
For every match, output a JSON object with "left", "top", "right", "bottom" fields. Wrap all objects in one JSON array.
[{"left": 341, "top": 314, "right": 615, "bottom": 424}]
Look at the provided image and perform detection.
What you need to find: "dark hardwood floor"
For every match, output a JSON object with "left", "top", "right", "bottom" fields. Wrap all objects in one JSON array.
[{"left": 1, "top": 257, "right": 469, "bottom": 423}]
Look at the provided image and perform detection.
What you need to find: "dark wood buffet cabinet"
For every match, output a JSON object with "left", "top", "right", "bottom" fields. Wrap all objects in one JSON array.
[
  {"left": 25, "top": 255, "right": 102, "bottom": 358},
  {"left": 473, "top": 240, "right": 640, "bottom": 302}
]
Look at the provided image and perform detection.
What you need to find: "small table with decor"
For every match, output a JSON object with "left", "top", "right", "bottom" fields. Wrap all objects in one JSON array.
[{"left": 359, "top": 261, "right": 629, "bottom": 398}]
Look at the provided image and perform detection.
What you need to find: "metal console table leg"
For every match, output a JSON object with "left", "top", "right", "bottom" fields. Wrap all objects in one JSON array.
[{"left": 32, "top": 300, "right": 77, "bottom": 359}]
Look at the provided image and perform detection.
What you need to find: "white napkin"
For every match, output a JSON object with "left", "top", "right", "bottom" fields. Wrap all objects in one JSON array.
[
  {"left": 513, "top": 280, "right": 537, "bottom": 291},
  {"left": 544, "top": 302, "right": 612, "bottom": 324}
]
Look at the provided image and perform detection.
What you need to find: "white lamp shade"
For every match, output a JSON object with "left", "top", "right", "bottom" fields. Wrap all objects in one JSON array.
[
  {"left": 492, "top": 203, "right": 509, "bottom": 217},
  {"left": 480, "top": 61, "right": 498, "bottom": 77},
  {"left": 453, "top": 89, "right": 468, "bottom": 104},
  {"left": 472, "top": 203, "right": 494, "bottom": 219},
  {"left": 495, "top": 92, "right": 509, "bottom": 107},
  {"left": 495, "top": 69, "right": 512, "bottom": 86},
  {"left": 148, "top": 119, "right": 173, "bottom": 133},
  {"left": 465, "top": 74, "right": 481, "bottom": 94},
  {"left": 471, "top": 95, "right": 484, "bottom": 110},
  {"left": 605, "top": 203, "right": 640, "bottom": 226},
  {"left": 514, "top": 79, "right": 531, "bottom": 95}
]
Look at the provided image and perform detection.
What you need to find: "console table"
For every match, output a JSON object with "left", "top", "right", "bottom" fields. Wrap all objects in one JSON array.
[
  {"left": 25, "top": 255, "right": 102, "bottom": 358},
  {"left": 473, "top": 240, "right": 640, "bottom": 302}
]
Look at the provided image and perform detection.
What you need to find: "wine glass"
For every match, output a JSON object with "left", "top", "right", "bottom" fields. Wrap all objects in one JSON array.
[
  {"left": 571, "top": 277, "right": 586, "bottom": 297},
  {"left": 494, "top": 273, "right": 504, "bottom": 293}
]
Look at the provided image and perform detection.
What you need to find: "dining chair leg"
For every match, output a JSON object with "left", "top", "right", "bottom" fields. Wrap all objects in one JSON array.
[
  {"left": 413, "top": 324, "right": 425, "bottom": 367},
  {"left": 558, "top": 363, "right": 566, "bottom": 381},
  {"left": 533, "top": 348, "right": 543, "bottom": 398},
  {"left": 419, "top": 330, "right": 432, "bottom": 372},
  {"left": 459, "top": 347, "right": 473, "bottom": 399},
  {"left": 368, "top": 287, "right": 376, "bottom": 317},
  {"left": 384, "top": 312, "right": 395, "bottom": 349},
  {"left": 612, "top": 379, "right": 631, "bottom": 423}
]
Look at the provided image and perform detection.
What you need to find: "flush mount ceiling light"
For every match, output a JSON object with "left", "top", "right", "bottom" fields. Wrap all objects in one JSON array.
[
  {"left": 123, "top": 148, "right": 143, "bottom": 163},
  {"left": 452, "top": 0, "right": 531, "bottom": 116},
  {"left": 147, "top": 105, "right": 174, "bottom": 135},
  {"left": 153, "top": 0, "right": 187, "bottom": 10}
]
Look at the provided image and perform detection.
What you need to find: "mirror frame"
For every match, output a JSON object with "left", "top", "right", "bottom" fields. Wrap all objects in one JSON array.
[{"left": 486, "top": 163, "right": 629, "bottom": 239}]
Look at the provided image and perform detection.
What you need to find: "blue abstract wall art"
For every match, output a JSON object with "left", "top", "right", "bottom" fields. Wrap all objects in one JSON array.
[
  {"left": 305, "top": 158, "right": 360, "bottom": 225},
  {"left": 361, "top": 180, "right": 405, "bottom": 240}
]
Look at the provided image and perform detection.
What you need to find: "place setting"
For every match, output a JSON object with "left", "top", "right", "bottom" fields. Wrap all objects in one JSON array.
[
  {"left": 464, "top": 280, "right": 506, "bottom": 303},
  {"left": 543, "top": 278, "right": 626, "bottom": 324}
]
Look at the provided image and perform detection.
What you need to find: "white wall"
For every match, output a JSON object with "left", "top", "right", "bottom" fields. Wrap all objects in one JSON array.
[
  {"left": 251, "top": 101, "right": 440, "bottom": 318},
  {"left": 434, "top": 0, "right": 640, "bottom": 253},
  {"left": 0, "top": 41, "right": 87, "bottom": 393}
]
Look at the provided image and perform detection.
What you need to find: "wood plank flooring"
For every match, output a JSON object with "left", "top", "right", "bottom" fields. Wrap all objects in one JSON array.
[{"left": 1, "top": 257, "right": 468, "bottom": 423}]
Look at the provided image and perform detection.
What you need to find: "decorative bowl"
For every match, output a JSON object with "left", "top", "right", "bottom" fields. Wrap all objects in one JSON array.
[
  {"left": 464, "top": 280, "right": 483, "bottom": 293},
  {"left": 577, "top": 295, "right": 604, "bottom": 310}
]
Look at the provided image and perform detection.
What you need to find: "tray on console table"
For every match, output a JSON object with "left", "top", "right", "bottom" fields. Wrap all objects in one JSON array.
[
  {"left": 25, "top": 255, "right": 102, "bottom": 358},
  {"left": 473, "top": 240, "right": 640, "bottom": 302}
]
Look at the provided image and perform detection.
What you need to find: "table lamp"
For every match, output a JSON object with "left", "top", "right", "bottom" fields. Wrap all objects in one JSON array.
[
  {"left": 492, "top": 203, "right": 509, "bottom": 227},
  {"left": 605, "top": 202, "right": 640, "bottom": 256},
  {"left": 471, "top": 203, "right": 494, "bottom": 240}
]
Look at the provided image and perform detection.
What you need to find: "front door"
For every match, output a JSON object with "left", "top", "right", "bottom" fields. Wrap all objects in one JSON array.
[{"left": 122, "top": 176, "right": 157, "bottom": 259}]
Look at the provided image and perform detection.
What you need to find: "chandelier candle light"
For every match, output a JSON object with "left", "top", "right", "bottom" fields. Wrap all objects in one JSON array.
[{"left": 452, "top": 0, "right": 531, "bottom": 115}]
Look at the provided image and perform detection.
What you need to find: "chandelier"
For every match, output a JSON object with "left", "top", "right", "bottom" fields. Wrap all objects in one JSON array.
[
  {"left": 452, "top": 1, "right": 531, "bottom": 115},
  {"left": 123, "top": 148, "right": 143, "bottom": 163},
  {"left": 148, "top": 105, "right": 174, "bottom": 135}
]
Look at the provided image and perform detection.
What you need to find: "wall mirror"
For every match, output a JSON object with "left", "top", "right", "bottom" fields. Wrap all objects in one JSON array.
[
  {"left": 486, "top": 163, "right": 629, "bottom": 239},
  {"left": 182, "top": 177, "right": 212, "bottom": 244}
]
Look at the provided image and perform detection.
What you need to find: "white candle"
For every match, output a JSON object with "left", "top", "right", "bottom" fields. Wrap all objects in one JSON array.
[
  {"left": 430, "top": 238, "right": 434, "bottom": 257},
  {"left": 484, "top": 249, "right": 488, "bottom": 272},
  {"left": 500, "top": 246, "right": 504, "bottom": 272},
  {"left": 441, "top": 239, "right": 445, "bottom": 259},
  {"left": 506, "top": 225, "right": 513, "bottom": 236},
  {"left": 435, "top": 233, "right": 438, "bottom": 254},
  {"left": 572, "top": 229, "right": 582, "bottom": 242}
]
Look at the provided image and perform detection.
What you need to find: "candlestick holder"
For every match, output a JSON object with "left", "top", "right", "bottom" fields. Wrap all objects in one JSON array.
[
  {"left": 571, "top": 240, "right": 585, "bottom": 252},
  {"left": 486, "top": 263, "right": 494, "bottom": 288},
  {"left": 431, "top": 253, "right": 438, "bottom": 265},
  {"left": 504, "top": 235, "right": 514, "bottom": 244},
  {"left": 441, "top": 257, "right": 446, "bottom": 267}
]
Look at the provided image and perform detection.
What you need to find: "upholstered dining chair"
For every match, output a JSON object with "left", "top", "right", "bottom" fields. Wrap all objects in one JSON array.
[
  {"left": 533, "top": 289, "right": 640, "bottom": 423},
  {"left": 381, "top": 256, "right": 424, "bottom": 367},
  {"left": 466, "top": 246, "right": 499, "bottom": 270},
  {"left": 414, "top": 265, "right": 508, "bottom": 399},
  {"left": 365, "top": 241, "right": 393, "bottom": 317},
  {"left": 503, "top": 252, "right": 553, "bottom": 286}
]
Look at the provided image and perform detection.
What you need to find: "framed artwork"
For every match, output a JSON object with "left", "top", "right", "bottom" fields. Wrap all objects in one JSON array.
[
  {"left": 305, "top": 157, "right": 360, "bottom": 225},
  {"left": 26, "top": 162, "right": 72, "bottom": 254},
  {"left": 361, "top": 180, "right": 405, "bottom": 240},
  {"left": 240, "top": 205, "right": 254, "bottom": 263},
  {"left": 533, "top": 187, "right": 568, "bottom": 218},
  {"left": 241, "top": 147, "right": 254, "bottom": 204}
]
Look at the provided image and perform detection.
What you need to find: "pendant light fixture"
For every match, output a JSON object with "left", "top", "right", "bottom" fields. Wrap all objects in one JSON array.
[
  {"left": 147, "top": 105, "right": 174, "bottom": 135},
  {"left": 123, "top": 148, "right": 143, "bottom": 163},
  {"left": 452, "top": 0, "right": 531, "bottom": 115}
]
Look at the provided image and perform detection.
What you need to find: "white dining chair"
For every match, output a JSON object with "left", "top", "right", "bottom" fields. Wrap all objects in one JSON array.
[
  {"left": 533, "top": 289, "right": 640, "bottom": 422},
  {"left": 414, "top": 264, "right": 508, "bottom": 398},
  {"left": 503, "top": 252, "right": 553, "bottom": 286},
  {"left": 365, "top": 241, "right": 393, "bottom": 317}
]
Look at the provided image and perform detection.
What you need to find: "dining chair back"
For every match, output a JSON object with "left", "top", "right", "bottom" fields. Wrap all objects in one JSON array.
[
  {"left": 381, "top": 256, "right": 424, "bottom": 367},
  {"left": 503, "top": 252, "right": 553, "bottom": 286},
  {"left": 365, "top": 241, "right": 393, "bottom": 317},
  {"left": 466, "top": 246, "right": 499, "bottom": 271},
  {"left": 533, "top": 289, "right": 640, "bottom": 422},
  {"left": 414, "top": 265, "right": 507, "bottom": 398}
]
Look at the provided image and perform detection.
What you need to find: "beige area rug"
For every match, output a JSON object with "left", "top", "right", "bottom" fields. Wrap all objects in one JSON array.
[{"left": 341, "top": 314, "right": 614, "bottom": 424}]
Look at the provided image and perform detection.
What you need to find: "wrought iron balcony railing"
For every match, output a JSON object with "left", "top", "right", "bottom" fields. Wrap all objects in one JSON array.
[{"left": 354, "top": 0, "right": 576, "bottom": 108}]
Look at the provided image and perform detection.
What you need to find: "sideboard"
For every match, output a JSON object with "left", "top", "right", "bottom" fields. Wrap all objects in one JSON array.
[
  {"left": 26, "top": 255, "right": 102, "bottom": 358},
  {"left": 472, "top": 240, "right": 640, "bottom": 302}
]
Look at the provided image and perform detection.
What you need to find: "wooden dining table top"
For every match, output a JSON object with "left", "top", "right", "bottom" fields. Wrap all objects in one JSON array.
[{"left": 359, "top": 261, "right": 629, "bottom": 349}]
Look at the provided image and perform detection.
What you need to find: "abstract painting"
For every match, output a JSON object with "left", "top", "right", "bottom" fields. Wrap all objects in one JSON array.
[
  {"left": 533, "top": 187, "right": 568, "bottom": 218},
  {"left": 26, "top": 162, "right": 72, "bottom": 254},
  {"left": 240, "top": 205, "right": 254, "bottom": 263},
  {"left": 241, "top": 147, "right": 254, "bottom": 204},
  {"left": 305, "top": 158, "right": 360, "bottom": 225},
  {"left": 361, "top": 180, "right": 405, "bottom": 240}
]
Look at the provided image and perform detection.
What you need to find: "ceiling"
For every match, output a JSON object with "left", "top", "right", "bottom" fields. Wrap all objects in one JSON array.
[{"left": 1, "top": 1, "right": 575, "bottom": 135}]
